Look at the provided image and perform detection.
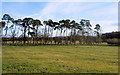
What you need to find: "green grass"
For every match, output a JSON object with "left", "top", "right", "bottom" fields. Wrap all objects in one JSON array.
[{"left": 2, "top": 45, "right": 118, "bottom": 73}]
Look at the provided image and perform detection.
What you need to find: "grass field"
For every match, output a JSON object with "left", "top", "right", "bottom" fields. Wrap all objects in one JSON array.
[{"left": 2, "top": 45, "right": 118, "bottom": 73}]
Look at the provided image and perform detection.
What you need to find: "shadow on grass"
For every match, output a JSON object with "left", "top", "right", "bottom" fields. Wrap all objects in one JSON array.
[{"left": 2, "top": 42, "right": 119, "bottom": 47}]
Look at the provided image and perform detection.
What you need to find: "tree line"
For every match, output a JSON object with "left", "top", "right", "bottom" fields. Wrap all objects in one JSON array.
[
  {"left": 0, "top": 14, "right": 101, "bottom": 45},
  {"left": 101, "top": 31, "right": 120, "bottom": 45}
]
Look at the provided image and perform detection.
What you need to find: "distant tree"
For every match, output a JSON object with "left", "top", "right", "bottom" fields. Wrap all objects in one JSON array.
[
  {"left": 27, "top": 18, "right": 34, "bottom": 44},
  {"left": 33, "top": 19, "right": 42, "bottom": 44},
  {"left": 2, "top": 14, "right": 12, "bottom": 36},
  {"left": 71, "top": 20, "right": 79, "bottom": 44},
  {"left": 80, "top": 19, "right": 86, "bottom": 44},
  {"left": 59, "top": 19, "right": 71, "bottom": 44},
  {"left": 14, "top": 19, "right": 23, "bottom": 44},
  {"left": 47, "top": 19, "right": 54, "bottom": 44},
  {"left": 94, "top": 24, "right": 101, "bottom": 43},
  {"left": 70, "top": 20, "right": 75, "bottom": 44},
  {"left": 0, "top": 21, "right": 6, "bottom": 43},
  {"left": 85, "top": 20, "right": 92, "bottom": 44},
  {"left": 43, "top": 20, "right": 49, "bottom": 44},
  {"left": 54, "top": 21, "right": 60, "bottom": 44},
  {"left": 59, "top": 20, "right": 65, "bottom": 44},
  {"left": 48, "top": 19, "right": 54, "bottom": 44},
  {"left": 0, "top": 21, "right": 6, "bottom": 31},
  {"left": 76, "top": 22, "right": 82, "bottom": 44},
  {"left": 22, "top": 18, "right": 30, "bottom": 44},
  {"left": 65, "top": 19, "right": 71, "bottom": 44},
  {"left": 9, "top": 18, "right": 15, "bottom": 44}
]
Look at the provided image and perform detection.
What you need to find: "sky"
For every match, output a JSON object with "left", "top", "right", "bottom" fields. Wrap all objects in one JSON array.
[{"left": 1, "top": 1, "right": 118, "bottom": 34}]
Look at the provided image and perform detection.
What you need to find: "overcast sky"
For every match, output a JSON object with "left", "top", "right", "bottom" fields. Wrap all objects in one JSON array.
[{"left": 1, "top": 1, "right": 118, "bottom": 33}]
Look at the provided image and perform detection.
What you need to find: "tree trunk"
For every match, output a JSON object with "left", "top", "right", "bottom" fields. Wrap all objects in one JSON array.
[
  {"left": 36, "top": 26, "right": 38, "bottom": 45},
  {"left": 28, "top": 26, "right": 30, "bottom": 45},
  {"left": 60, "top": 28, "right": 62, "bottom": 45},
  {"left": 82, "top": 32, "right": 83, "bottom": 44},
  {"left": 70, "top": 28, "right": 73, "bottom": 44},
  {"left": 24, "top": 28, "right": 26, "bottom": 45},
  {"left": 48, "top": 26, "right": 49, "bottom": 44},
  {"left": 66, "top": 27, "right": 68, "bottom": 45},
  {"left": 74, "top": 27, "right": 76, "bottom": 45},
  {"left": 5, "top": 22, "right": 8, "bottom": 44},
  {"left": 44, "top": 25, "right": 47, "bottom": 44},
  {"left": 51, "top": 28, "right": 53, "bottom": 44},
  {"left": 56, "top": 29, "right": 58, "bottom": 45}
]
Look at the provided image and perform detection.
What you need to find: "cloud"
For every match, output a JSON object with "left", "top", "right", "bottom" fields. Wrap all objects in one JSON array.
[
  {"left": 28, "top": 2, "right": 105, "bottom": 21},
  {"left": 27, "top": 2, "right": 118, "bottom": 33},
  {"left": 29, "top": 2, "right": 118, "bottom": 20}
]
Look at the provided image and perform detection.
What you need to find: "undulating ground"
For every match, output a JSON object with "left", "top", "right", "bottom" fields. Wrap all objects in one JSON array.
[{"left": 2, "top": 44, "right": 118, "bottom": 73}]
